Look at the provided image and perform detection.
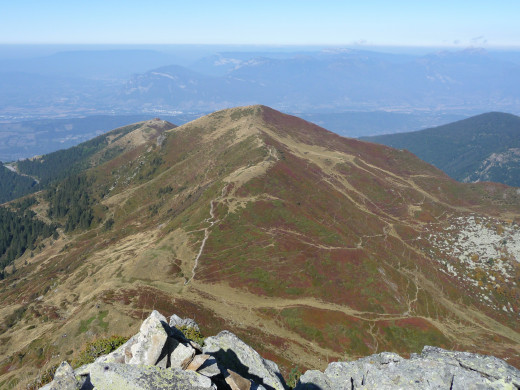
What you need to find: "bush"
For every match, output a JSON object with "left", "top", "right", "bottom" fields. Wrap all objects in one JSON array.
[
  {"left": 103, "top": 217, "right": 115, "bottom": 231},
  {"left": 176, "top": 325, "right": 205, "bottom": 346},
  {"left": 3, "top": 306, "right": 27, "bottom": 330},
  {"left": 27, "top": 363, "right": 59, "bottom": 390},
  {"left": 71, "top": 335, "right": 129, "bottom": 368},
  {"left": 287, "top": 366, "right": 303, "bottom": 388}
]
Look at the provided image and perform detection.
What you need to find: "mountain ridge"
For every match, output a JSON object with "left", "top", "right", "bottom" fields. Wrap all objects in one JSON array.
[
  {"left": 363, "top": 111, "right": 520, "bottom": 186},
  {"left": 1, "top": 106, "right": 519, "bottom": 388},
  {"left": 0, "top": 118, "right": 176, "bottom": 204}
]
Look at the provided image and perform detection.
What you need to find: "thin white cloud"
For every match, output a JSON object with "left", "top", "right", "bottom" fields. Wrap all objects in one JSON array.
[{"left": 471, "top": 36, "right": 488, "bottom": 45}]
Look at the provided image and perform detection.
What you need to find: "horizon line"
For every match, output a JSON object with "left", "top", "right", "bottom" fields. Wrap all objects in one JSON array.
[{"left": 1, "top": 42, "right": 520, "bottom": 48}]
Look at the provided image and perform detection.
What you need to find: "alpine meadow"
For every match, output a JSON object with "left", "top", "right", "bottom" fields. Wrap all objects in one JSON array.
[{"left": 2, "top": 2, "right": 520, "bottom": 389}]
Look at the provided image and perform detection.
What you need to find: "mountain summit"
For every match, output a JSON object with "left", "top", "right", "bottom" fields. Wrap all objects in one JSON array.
[{"left": 1, "top": 106, "right": 519, "bottom": 387}]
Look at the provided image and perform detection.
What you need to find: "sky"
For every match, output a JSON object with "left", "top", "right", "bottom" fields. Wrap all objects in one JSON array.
[{"left": 2, "top": 0, "right": 519, "bottom": 47}]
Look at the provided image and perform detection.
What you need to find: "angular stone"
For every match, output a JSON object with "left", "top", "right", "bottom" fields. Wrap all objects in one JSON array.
[
  {"left": 295, "top": 370, "right": 333, "bottom": 390},
  {"left": 324, "top": 356, "right": 465, "bottom": 389},
  {"left": 169, "top": 313, "right": 201, "bottom": 332},
  {"left": 48, "top": 361, "right": 80, "bottom": 390},
  {"left": 225, "top": 369, "right": 252, "bottom": 390},
  {"left": 89, "top": 362, "right": 216, "bottom": 389},
  {"left": 170, "top": 341, "right": 196, "bottom": 370},
  {"left": 203, "top": 330, "right": 286, "bottom": 390},
  {"left": 187, "top": 354, "right": 211, "bottom": 372},
  {"left": 197, "top": 357, "right": 222, "bottom": 378},
  {"left": 189, "top": 340, "right": 203, "bottom": 353},
  {"left": 155, "top": 336, "right": 177, "bottom": 369},
  {"left": 129, "top": 310, "right": 169, "bottom": 366}
]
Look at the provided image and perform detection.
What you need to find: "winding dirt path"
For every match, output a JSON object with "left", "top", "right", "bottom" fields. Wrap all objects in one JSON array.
[
  {"left": 179, "top": 275, "right": 520, "bottom": 349},
  {"left": 185, "top": 200, "right": 218, "bottom": 285}
]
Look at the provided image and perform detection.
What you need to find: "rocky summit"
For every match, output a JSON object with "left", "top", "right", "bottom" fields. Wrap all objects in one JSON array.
[{"left": 40, "top": 310, "right": 520, "bottom": 390}]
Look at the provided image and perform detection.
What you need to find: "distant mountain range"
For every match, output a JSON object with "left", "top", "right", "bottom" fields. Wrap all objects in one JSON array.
[
  {"left": 1, "top": 106, "right": 519, "bottom": 387},
  {"left": 116, "top": 48, "right": 520, "bottom": 114},
  {"left": 1, "top": 47, "right": 520, "bottom": 120},
  {"left": 363, "top": 112, "right": 520, "bottom": 187}
]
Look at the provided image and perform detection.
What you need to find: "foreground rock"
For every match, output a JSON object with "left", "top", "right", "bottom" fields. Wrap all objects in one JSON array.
[
  {"left": 90, "top": 362, "right": 215, "bottom": 390},
  {"left": 129, "top": 310, "right": 170, "bottom": 366},
  {"left": 203, "top": 331, "right": 286, "bottom": 390},
  {"left": 40, "top": 311, "right": 520, "bottom": 390},
  {"left": 41, "top": 361, "right": 79, "bottom": 390},
  {"left": 296, "top": 346, "right": 520, "bottom": 390},
  {"left": 40, "top": 311, "right": 284, "bottom": 389}
]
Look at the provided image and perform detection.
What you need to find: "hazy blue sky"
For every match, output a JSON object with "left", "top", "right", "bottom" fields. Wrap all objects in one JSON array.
[{"left": 2, "top": 0, "right": 519, "bottom": 47}]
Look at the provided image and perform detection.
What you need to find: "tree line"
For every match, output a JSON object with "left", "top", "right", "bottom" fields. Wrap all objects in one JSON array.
[
  {"left": 0, "top": 122, "right": 140, "bottom": 204},
  {"left": 0, "top": 164, "right": 38, "bottom": 204},
  {"left": 16, "top": 123, "right": 140, "bottom": 187},
  {"left": 0, "top": 172, "right": 100, "bottom": 279},
  {"left": 0, "top": 202, "right": 57, "bottom": 279},
  {"left": 46, "top": 174, "right": 96, "bottom": 232}
]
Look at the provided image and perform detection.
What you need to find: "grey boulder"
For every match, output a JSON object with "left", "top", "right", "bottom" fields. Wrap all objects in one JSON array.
[
  {"left": 196, "top": 357, "right": 222, "bottom": 378},
  {"left": 187, "top": 354, "right": 211, "bottom": 372},
  {"left": 129, "top": 310, "right": 169, "bottom": 366},
  {"left": 203, "top": 330, "right": 286, "bottom": 390},
  {"left": 41, "top": 361, "right": 80, "bottom": 390},
  {"left": 294, "top": 369, "right": 333, "bottom": 390},
  {"left": 89, "top": 362, "right": 216, "bottom": 389},
  {"left": 170, "top": 314, "right": 201, "bottom": 332},
  {"left": 419, "top": 346, "right": 520, "bottom": 388},
  {"left": 295, "top": 347, "right": 520, "bottom": 390},
  {"left": 169, "top": 341, "right": 196, "bottom": 370}
]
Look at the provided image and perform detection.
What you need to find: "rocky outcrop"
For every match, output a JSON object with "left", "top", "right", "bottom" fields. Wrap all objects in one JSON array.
[
  {"left": 40, "top": 311, "right": 520, "bottom": 390},
  {"left": 296, "top": 346, "right": 520, "bottom": 390},
  {"left": 40, "top": 311, "right": 280, "bottom": 390},
  {"left": 203, "top": 331, "right": 285, "bottom": 390}
]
